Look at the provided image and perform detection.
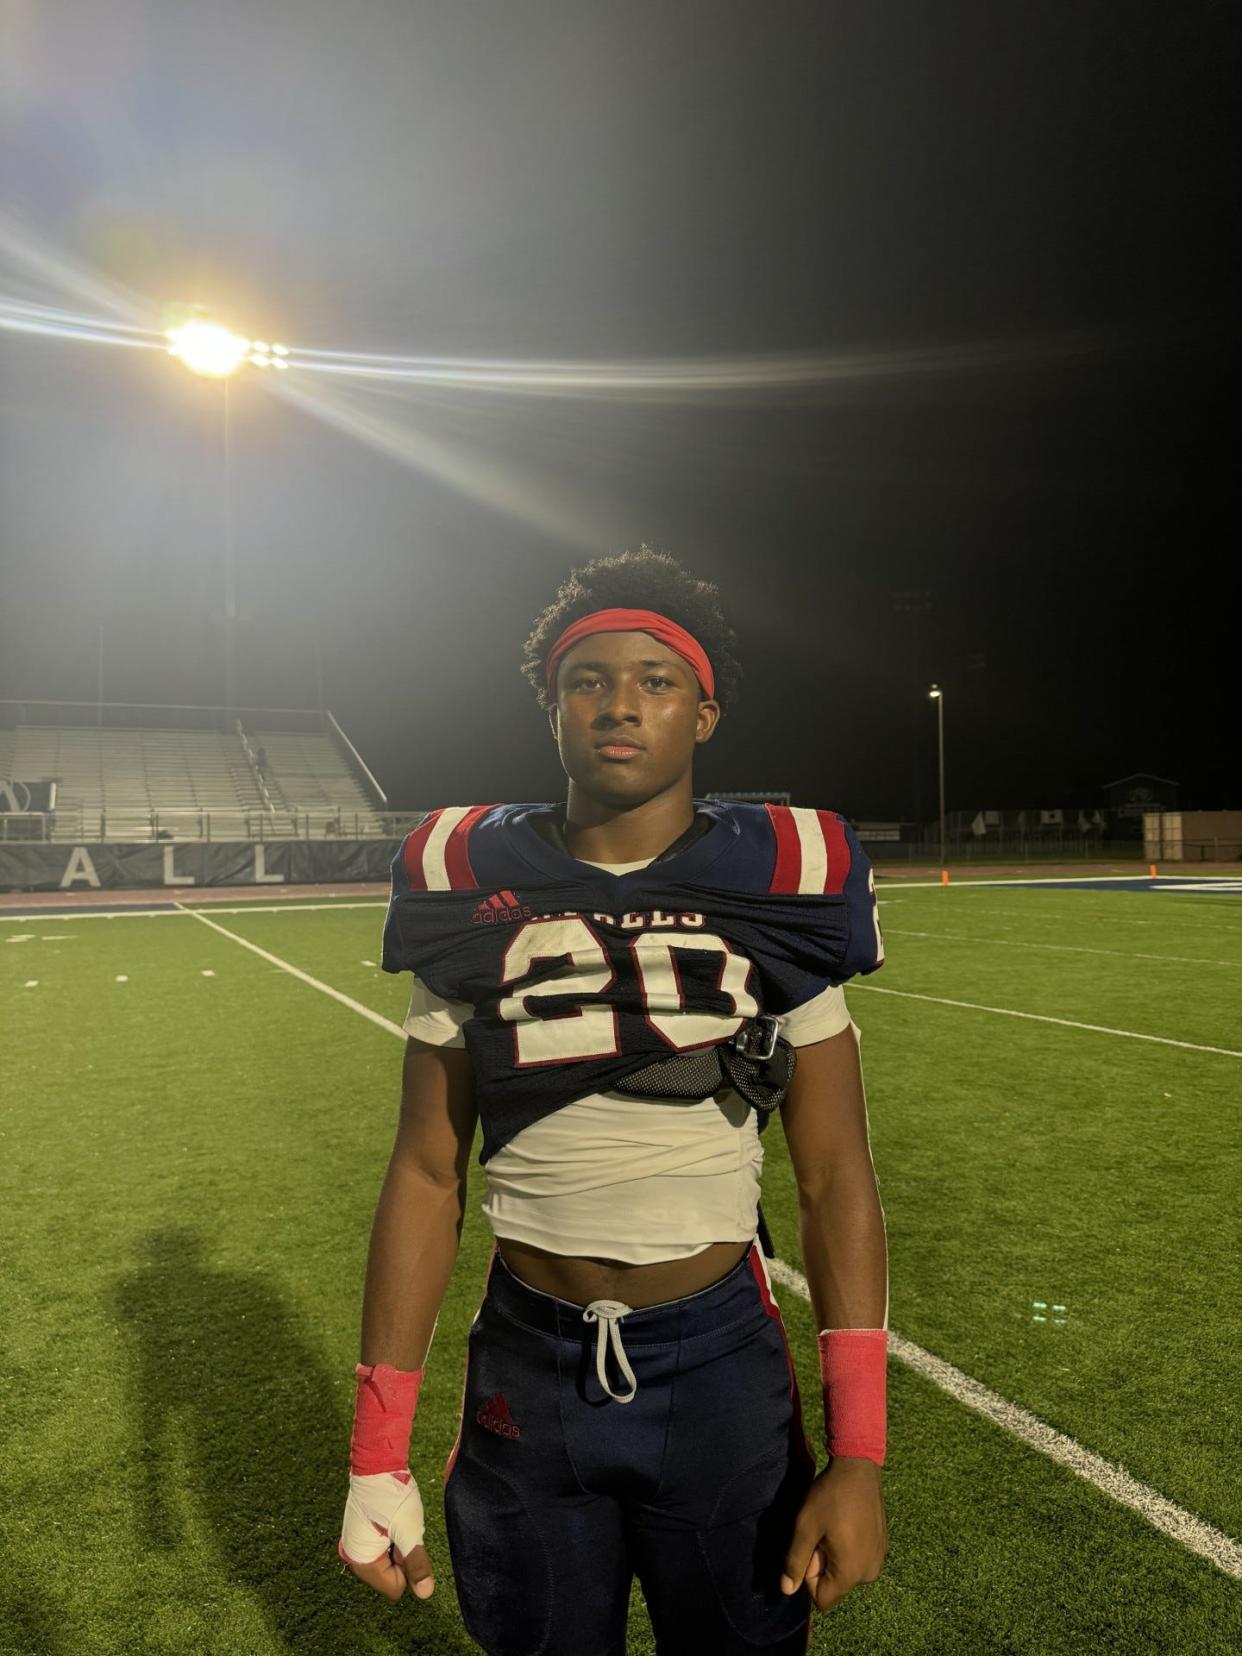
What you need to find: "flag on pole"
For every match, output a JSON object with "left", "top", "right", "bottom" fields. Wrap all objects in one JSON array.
[
  {"left": 1077, "top": 809, "right": 1091, "bottom": 831},
  {"left": 971, "top": 811, "right": 987, "bottom": 837},
  {"left": 1092, "top": 809, "right": 1106, "bottom": 829}
]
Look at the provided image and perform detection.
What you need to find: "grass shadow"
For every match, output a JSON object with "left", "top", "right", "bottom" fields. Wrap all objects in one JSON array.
[{"left": 112, "top": 1227, "right": 474, "bottom": 1654}]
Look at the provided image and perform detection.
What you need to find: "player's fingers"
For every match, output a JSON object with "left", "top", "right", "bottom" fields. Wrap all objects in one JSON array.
[
  {"left": 804, "top": 1546, "right": 827, "bottom": 1584},
  {"left": 338, "top": 1538, "right": 408, "bottom": 1602},
  {"left": 397, "top": 1541, "right": 436, "bottom": 1600},
  {"left": 780, "top": 1520, "right": 822, "bottom": 1595},
  {"left": 810, "top": 1567, "right": 859, "bottom": 1614}
]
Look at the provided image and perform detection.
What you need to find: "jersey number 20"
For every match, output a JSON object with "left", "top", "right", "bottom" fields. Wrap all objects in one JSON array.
[{"left": 495, "top": 915, "right": 758, "bottom": 1065}]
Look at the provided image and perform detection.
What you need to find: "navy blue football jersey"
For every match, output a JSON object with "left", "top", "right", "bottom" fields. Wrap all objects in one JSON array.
[{"left": 382, "top": 800, "right": 883, "bottom": 1161}]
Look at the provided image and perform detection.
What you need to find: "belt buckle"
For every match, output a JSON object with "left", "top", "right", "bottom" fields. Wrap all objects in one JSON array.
[{"left": 733, "top": 1014, "right": 778, "bottom": 1062}]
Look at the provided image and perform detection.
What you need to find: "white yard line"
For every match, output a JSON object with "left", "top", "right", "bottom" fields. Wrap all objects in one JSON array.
[
  {"left": 850, "top": 984, "right": 1242, "bottom": 1058},
  {"left": 766, "top": 1256, "right": 1242, "bottom": 1580},
  {"left": 886, "top": 903, "right": 1242, "bottom": 932},
  {"left": 176, "top": 906, "right": 405, "bottom": 1039},
  {"left": 178, "top": 910, "right": 1240, "bottom": 1578},
  {"left": 882, "top": 927, "right": 1241, "bottom": 969}
]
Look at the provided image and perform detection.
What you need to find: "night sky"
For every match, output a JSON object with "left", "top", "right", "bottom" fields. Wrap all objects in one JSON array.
[{"left": 1, "top": 1, "right": 1234, "bottom": 823}]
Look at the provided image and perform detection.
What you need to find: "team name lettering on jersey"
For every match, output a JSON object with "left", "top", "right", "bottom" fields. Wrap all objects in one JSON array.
[{"left": 584, "top": 910, "right": 704, "bottom": 930}]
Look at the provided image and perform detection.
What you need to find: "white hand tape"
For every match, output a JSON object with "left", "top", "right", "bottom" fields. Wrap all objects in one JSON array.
[{"left": 340, "top": 1470, "right": 426, "bottom": 1566}]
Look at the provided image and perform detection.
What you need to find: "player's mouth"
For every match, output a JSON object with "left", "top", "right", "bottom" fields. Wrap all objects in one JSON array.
[{"left": 594, "top": 739, "right": 646, "bottom": 760}]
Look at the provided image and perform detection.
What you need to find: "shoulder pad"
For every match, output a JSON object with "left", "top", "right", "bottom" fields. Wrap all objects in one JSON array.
[
  {"left": 763, "top": 805, "right": 854, "bottom": 894},
  {"left": 397, "top": 805, "right": 499, "bottom": 891}
]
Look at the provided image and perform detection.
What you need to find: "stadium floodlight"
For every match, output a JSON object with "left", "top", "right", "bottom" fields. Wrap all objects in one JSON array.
[
  {"left": 928, "top": 685, "right": 946, "bottom": 870},
  {"left": 166, "top": 319, "right": 250, "bottom": 377},
  {"left": 166, "top": 318, "right": 289, "bottom": 377}
]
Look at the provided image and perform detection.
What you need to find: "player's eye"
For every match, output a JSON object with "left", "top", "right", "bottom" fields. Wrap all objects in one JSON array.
[
  {"left": 643, "top": 675, "right": 674, "bottom": 689},
  {"left": 570, "top": 675, "right": 603, "bottom": 691}
]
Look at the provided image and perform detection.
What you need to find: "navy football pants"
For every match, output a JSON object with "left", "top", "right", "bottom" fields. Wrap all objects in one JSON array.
[{"left": 442, "top": 1239, "right": 816, "bottom": 1655}]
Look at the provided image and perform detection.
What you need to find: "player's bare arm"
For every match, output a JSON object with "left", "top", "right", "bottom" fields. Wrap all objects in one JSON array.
[
  {"left": 779, "top": 1023, "right": 890, "bottom": 1611},
  {"left": 341, "top": 1037, "right": 477, "bottom": 1604}
]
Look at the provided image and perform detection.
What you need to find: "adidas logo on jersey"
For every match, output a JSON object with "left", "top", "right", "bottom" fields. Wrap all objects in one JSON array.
[
  {"left": 475, "top": 1391, "right": 521, "bottom": 1438},
  {"left": 471, "top": 891, "right": 532, "bottom": 925}
]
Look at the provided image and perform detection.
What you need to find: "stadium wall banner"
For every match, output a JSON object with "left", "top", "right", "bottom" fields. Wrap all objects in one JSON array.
[{"left": 0, "top": 839, "right": 402, "bottom": 893}]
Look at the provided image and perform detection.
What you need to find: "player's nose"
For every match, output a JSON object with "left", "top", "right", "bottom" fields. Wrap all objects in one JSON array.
[{"left": 594, "top": 695, "right": 641, "bottom": 724}]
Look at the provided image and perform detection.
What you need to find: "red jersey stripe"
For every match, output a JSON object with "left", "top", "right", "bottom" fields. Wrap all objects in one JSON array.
[{"left": 765, "top": 803, "right": 803, "bottom": 893}]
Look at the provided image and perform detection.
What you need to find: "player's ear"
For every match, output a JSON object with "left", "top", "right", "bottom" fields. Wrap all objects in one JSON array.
[
  {"left": 695, "top": 698, "right": 720, "bottom": 743},
  {"left": 547, "top": 704, "right": 559, "bottom": 742}
]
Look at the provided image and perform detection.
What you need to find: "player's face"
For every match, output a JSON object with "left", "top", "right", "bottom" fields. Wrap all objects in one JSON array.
[{"left": 549, "top": 630, "right": 719, "bottom": 806}]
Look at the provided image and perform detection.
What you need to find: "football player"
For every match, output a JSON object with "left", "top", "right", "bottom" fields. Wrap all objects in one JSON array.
[{"left": 339, "top": 548, "right": 889, "bottom": 1654}]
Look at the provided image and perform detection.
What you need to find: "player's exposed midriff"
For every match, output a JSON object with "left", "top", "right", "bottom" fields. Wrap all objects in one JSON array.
[{"left": 496, "top": 1235, "right": 753, "bottom": 1308}]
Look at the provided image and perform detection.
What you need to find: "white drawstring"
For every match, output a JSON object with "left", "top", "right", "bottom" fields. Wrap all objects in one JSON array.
[{"left": 582, "top": 1299, "right": 637, "bottom": 1403}]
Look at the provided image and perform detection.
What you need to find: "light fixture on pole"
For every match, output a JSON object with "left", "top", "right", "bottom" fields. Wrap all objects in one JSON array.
[
  {"left": 928, "top": 685, "right": 946, "bottom": 871},
  {"left": 165, "top": 317, "right": 288, "bottom": 378}
]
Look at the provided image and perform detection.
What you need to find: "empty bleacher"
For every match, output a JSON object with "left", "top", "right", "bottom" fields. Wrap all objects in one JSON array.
[
  {"left": 249, "top": 729, "right": 384, "bottom": 833},
  {"left": 0, "top": 705, "right": 388, "bottom": 840}
]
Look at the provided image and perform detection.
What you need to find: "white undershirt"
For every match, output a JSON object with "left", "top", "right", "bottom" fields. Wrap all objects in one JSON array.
[{"left": 403, "top": 853, "right": 857, "bottom": 1263}]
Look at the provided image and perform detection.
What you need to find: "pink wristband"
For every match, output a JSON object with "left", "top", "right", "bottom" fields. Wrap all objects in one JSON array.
[
  {"left": 349, "top": 1361, "right": 425, "bottom": 1475},
  {"left": 817, "top": 1329, "right": 888, "bottom": 1466}
]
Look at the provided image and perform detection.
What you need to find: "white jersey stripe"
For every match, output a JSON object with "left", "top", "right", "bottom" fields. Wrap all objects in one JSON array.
[
  {"left": 790, "top": 806, "right": 827, "bottom": 894},
  {"left": 422, "top": 805, "right": 473, "bottom": 890},
  {"left": 868, "top": 867, "right": 885, "bottom": 964}
]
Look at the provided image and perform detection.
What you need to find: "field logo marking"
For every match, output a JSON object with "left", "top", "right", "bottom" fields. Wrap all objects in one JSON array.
[
  {"left": 1156, "top": 881, "right": 1242, "bottom": 894},
  {"left": 178, "top": 906, "right": 1242, "bottom": 1578},
  {"left": 766, "top": 1256, "right": 1241, "bottom": 1581},
  {"left": 851, "top": 984, "right": 1242, "bottom": 1058}
]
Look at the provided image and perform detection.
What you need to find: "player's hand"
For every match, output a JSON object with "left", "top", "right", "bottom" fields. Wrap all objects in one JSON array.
[
  {"left": 780, "top": 1458, "right": 887, "bottom": 1612},
  {"left": 339, "top": 1470, "right": 436, "bottom": 1602}
]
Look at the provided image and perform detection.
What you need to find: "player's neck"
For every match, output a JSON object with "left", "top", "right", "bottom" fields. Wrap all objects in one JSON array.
[{"left": 562, "top": 783, "right": 696, "bottom": 866}]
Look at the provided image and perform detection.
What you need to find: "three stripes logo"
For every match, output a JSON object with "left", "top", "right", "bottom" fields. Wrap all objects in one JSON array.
[
  {"left": 471, "top": 890, "right": 532, "bottom": 926},
  {"left": 475, "top": 1392, "right": 521, "bottom": 1439}
]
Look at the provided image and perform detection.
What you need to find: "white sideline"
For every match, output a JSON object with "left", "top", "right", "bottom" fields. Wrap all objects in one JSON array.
[
  {"left": 875, "top": 875, "right": 1241, "bottom": 891},
  {"left": 180, "top": 910, "right": 1241, "bottom": 1580},
  {"left": 766, "top": 1257, "right": 1242, "bottom": 1581},
  {"left": 851, "top": 984, "right": 1242, "bottom": 1059},
  {"left": 0, "top": 901, "right": 386, "bottom": 923}
]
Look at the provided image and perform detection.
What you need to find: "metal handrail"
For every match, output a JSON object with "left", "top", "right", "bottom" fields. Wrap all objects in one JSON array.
[{"left": 326, "top": 710, "right": 388, "bottom": 807}]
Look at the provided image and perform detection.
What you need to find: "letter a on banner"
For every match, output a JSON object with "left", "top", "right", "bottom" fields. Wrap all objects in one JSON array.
[
  {"left": 163, "top": 846, "right": 195, "bottom": 887},
  {"left": 60, "top": 846, "right": 101, "bottom": 888},
  {"left": 253, "top": 845, "right": 285, "bottom": 884}
]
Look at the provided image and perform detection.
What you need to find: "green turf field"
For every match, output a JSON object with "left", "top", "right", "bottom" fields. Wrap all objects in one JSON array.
[{"left": 2, "top": 879, "right": 1240, "bottom": 1654}]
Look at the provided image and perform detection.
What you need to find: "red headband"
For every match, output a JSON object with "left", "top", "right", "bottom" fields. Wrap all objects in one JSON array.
[{"left": 544, "top": 607, "right": 715, "bottom": 700}]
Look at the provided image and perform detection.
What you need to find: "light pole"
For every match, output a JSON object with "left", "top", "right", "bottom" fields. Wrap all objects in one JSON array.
[
  {"left": 165, "top": 317, "right": 287, "bottom": 717},
  {"left": 928, "top": 684, "right": 946, "bottom": 869}
]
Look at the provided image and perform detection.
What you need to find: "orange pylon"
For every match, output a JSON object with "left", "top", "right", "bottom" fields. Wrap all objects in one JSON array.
[
  {"left": 941, "top": 869, "right": 950, "bottom": 886},
  {"left": 1149, "top": 863, "right": 1158, "bottom": 878}
]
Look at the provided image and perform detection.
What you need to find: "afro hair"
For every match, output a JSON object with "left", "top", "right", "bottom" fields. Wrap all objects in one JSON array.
[{"left": 521, "top": 546, "right": 741, "bottom": 713}]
